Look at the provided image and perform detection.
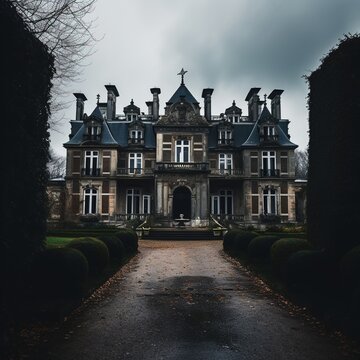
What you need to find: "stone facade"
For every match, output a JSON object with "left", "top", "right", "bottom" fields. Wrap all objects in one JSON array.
[{"left": 61, "top": 72, "right": 303, "bottom": 228}]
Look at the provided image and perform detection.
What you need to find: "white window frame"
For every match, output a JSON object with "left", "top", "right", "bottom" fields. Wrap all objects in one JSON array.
[
  {"left": 218, "top": 130, "right": 232, "bottom": 144},
  {"left": 130, "top": 130, "right": 142, "bottom": 139},
  {"left": 262, "top": 151, "right": 276, "bottom": 176},
  {"left": 219, "top": 153, "right": 233, "bottom": 174},
  {"left": 84, "top": 150, "right": 99, "bottom": 175},
  {"left": 129, "top": 153, "right": 142, "bottom": 174},
  {"left": 126, "top": 189, "right": 141, "bottom": 216},
  {"left": 211, "top": 190, "right": 233, "bottom": 215},
  {"left": 83, "top": 187, "right": 98, "bottom": 214},
  {"left": 175, "top": 139, "right": 190, "bottom": 162},
  {"left": 143, "top": 195, "right": 151, "bottom": 214},
  {"left": 263, "top": 188, "right": 277, "bottom": 215}
]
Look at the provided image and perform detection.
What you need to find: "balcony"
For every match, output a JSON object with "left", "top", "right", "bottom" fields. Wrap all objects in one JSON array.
[
  {"left": 259, "top": 134, "right": 279, "bottom": 144},
  {"left": 155, "top": 162, "right": 209, "bottom": 172},
  {"left": 210, "top": 169, "right": 244, "bottom": 176},
  {"left": 81, "top": 168, "right": 101, "bottom": 176},
  {"left": 117, "top": 168, "right": 154, "bottom": 176},
  {"left": 128, "top": 137, "right": 144, "bottom": 145},
  {"left": 260, "top": 169, "right": 280, "bottom": 177},
  {"left": 217, "top": 138, "right": 234, "bottom": 146}
]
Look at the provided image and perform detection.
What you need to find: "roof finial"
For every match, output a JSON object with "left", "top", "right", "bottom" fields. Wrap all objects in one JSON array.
[
  {"left": 96, "top": 94, "right": 100, "bottom": 104},
  {"left": 232, "top": 100, "right": 236, "bottom": 106},
  {"left": 177, "top": 68, "right": 188, "bottom": 85},
  {"left": 131, "top": 99, "right": 134, "bottom": 105},
  {"left": 264, "top": 94, "right": 267, "bottom": 105}
]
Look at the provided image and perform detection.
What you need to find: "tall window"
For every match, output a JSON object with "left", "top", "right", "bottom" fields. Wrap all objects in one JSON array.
[
  {"left": 143, "top": 195, "right": 151, "bottom": 214},
  {"left": 129, "top": 130, "right": 143, "bottom": 144},
  {"left": 218, "top": 130, "right": 232, "bottom": 144},
  {"left": 129, "top": 153, "right": 142, "bottom": 174},
  {"left": 211, "top": 190, "right": 233, "bottom": 215},
  {"left": 127, "top": 189, "right": 140, "bottom": 216},
  {"left": 219, "top": 153, "right": 233, "bottom": 174},
  {"left": 262, "top": 151, "right": 276, "bottom": 176},
  {"left": 263, "top": 188, "right": 277, "bottom": 215},
  {"left": 83, "top": 187, "right": 98, "bottom": 214},
  {"left": 175, "top": 140, "right": 190, "bottom": 162},
  {"left": 228, "top": 115, "right": 239, "bottom": 123},
  {"left": 84, "top": 151, "right": 99, "bottom": 176}
]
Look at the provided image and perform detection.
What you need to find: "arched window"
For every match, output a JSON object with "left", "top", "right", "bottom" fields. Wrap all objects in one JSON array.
[{"left": 83, "top": 187, "right": 98, "bottom": 214}]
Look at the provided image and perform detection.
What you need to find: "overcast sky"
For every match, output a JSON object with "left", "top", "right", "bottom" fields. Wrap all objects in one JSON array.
[{"left": 49, "top": 0, "right": 360, "bottom": 156}]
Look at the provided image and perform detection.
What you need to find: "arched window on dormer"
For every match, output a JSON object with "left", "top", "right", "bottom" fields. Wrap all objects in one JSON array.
[
  {"left": 83, "top": 111, "right": 103, "bottom": 143},
  {"left": 128, "top": 121, "right": 144, "bottom": 145}
]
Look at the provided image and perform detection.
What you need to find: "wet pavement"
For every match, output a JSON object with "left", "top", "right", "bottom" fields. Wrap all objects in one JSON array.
[{"left": 28, "top": 240, "right": 359, "bottom": 360}]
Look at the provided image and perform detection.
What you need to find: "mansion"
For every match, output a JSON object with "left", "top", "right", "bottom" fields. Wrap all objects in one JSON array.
[{"left": 59, "top": 70, "right": 304, "bottom": 228}]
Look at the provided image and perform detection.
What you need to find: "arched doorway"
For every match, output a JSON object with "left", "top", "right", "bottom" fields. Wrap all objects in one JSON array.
[{"left": 172, "top": 186, "right": 191, "bottom": 220}]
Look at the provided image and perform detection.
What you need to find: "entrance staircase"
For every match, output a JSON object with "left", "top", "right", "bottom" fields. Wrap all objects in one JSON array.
[{"left": 141, "top": 228, "right": 222, "bottom": 241}]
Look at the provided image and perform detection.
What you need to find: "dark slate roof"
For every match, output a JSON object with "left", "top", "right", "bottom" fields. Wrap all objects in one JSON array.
[
  {"left": 225, "top": 100, "right": 242, "bottom": 115},
  {"left": 167, "top": 84, "right": 199, "bottom": 105},
  {"left": 242, "top": 106, "right": 297, "bottom": 148},
  {"left": 257, "top": 105, "right": 279, "bottom": 125},
  {"left": 123, "top": 99, "right": 140, "bottom": 115},
  {"left": 88, "top": 106, "right": 104, "bottom": 121}
]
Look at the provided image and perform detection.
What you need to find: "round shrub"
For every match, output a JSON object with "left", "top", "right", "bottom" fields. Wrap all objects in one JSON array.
[
  {"left": 286, "top": 249, "right": 331, "bottom": 286},
  {"left": 223, "top": 229, "right": 257, "bottom": 254},
  {"left": 96, "top": 235, "right": 126, "bottom": 263},
  {"left": 67, "top": 237, "right": 109, "bottom": 274},
  {"left": 270, "top": 238, "right": 312, "bottom": 276},
  {"left": 247, "top": 235, "right": 280, "bottom": 258},
  {"left": 114, "top": 229, "right": 138, "bottom": 253},
  {"left": 339, "top": 245, "right": 360, "bottom": 289},
  {"left": 30, "top": 247, "right": 89, "bottom": 296}
]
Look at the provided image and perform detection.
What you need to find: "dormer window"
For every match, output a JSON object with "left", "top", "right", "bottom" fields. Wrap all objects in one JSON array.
[
  {"left": 127, "top": 114, "right": 138, "bottom": 122},
  {"left": 218, "top": 129, "right": 233, "bottom": 145},
  {"left": 228, "top": 115, "right": 239, "bottom": 123},
  {"left": 129, "top": 129, "right": 143, "bottom": 144},
  {"left": 83, "top": 111, "right": 102, "bottom": 143},
  {"left": 260, "top": 125, "right": 278, "bottom": 143}
]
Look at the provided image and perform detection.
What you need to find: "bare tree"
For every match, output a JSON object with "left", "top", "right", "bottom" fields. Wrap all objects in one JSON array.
[
  {"left": 295, "top": 148, "right": 308, "bottom": 179},
  {"left": 48, "top": 147, "right": 66, "bottom": 179},
  {"left": 10, "top": 0, "right": 98, "bottom": 119}
]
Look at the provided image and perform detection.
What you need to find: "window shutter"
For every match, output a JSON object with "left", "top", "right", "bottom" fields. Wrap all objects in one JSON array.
[
  {"left": 251, "top": 181, "right": 258, "bottom": 194},
  {"left": 252, "top": 196, "right": 258, "bottom": 214},
  {"left": 103, "top": 180, "right": 109, "bottom": 193},
  {"left": 102, "top": 195, "right": 109, "bottom": 213},
  {"left": 73, "top": 180, "right": 80, "bottom": 193},
  {"left": 281, "top": 196, "right": 288, "bottom": 213},
  {"left": 103, "top": 157, "right": 110, "bottom": 173},
  {"left": 72, "top": 194, "right": 79, "bottom": 213},
  {"left": 163, "top": 150, "right": 171, "bottom": 162},
  {"left": 194, "top": 151, "right": 202, "bottom": 162},
  {"left": 281, "top": 157, "right": 288, "bottom": 173},
  {"left": 250, "top": 157, "right": 258, "bottom": 173},
  {"left": 72, "top": 156, "right": 80, "bottom": 173}
]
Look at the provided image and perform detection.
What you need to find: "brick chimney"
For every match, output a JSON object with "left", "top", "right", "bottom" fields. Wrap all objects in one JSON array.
[
  {"left": 268, "top": 89, "right": 284, "bottom": 119},
  {"left": 104, "top": 84, "right": 119, "bottom": 120},
  {"left": 202, "top": 88, "right": 214, "bottom": 121},
  {"left": 150, "top": 88, "right": 161, "bottom": 121},
  {"left": 73, "top": 93, "right": 87, "bottom": 120},
  {"left": 245, "top": 87, "right": 261, "bottom": 121}
]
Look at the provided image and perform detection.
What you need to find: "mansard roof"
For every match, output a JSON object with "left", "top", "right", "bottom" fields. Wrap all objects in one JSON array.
[
  {"left": 167, "top": 84, "right": 199, "bottom": 105},
  {"left": 225, "top": 100, "right": 242, "bottom": 115},
  {"left": 242, "top": 105, "right": 297, "bottom": 148},
  {"left": 123, "top": 99, "right": 140, "bottom": 114}
]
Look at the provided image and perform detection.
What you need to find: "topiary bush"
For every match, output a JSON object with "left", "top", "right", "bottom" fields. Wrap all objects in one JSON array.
[
  {"left": 30, "top": 247, "right": 89, "bottom": 297},
  {"left": 339, "top": 245, "right": 360, "bottom": 289},
  {"left": 96, "top": 235, "right": 126, "bottom": 263},
  {"left": 285, "top": 249, "right": 332, "bottom": 287},
  {"left": 223, "top": 229, "right": 258, "bottom": 254},
  {"left": 270, "top": 238, "right": 312, "bottom": 277},
  {"left": 67, "top": 237, "right": 109, "bottom": 275},
  {"left": 114, "top": 229, "right": 138, "bottom": 254},
  {"left": 247, "top": 235, "right": 280, "bottom": 259}
]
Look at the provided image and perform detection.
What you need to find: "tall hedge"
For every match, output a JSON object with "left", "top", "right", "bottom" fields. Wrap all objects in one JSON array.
[
  {"left": 306, "top": 34, "right": 360, "bottom": 257},
  {"left": 0, "top": 1, "right": 54, "bottom": 354}
]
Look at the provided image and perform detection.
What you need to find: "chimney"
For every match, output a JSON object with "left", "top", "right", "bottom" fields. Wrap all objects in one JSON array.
[
  {"left": 202, "top": 88, "right": 214, "bottom": 121},
  {"left": 73, "top": 93, "right": 87, "bottom": 120},
  {"left": 104, "top": 84, "right": 119, "bottom": 120},
  {"left": 150, "top": 88, "right": 161, "bottom": 121},
  {"left": 268, "top": 89, "right": 284, "bottom": 119},
  {"left": 146, "top": 101, "right": 153, "bottom": 115},
  {"left": 245, "top": 87, "right": 261, "bottom": 121}
]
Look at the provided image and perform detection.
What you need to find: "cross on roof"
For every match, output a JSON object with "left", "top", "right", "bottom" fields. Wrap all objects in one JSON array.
[{"left": 177, "top": 68, "right": 188, "bottom": 85}]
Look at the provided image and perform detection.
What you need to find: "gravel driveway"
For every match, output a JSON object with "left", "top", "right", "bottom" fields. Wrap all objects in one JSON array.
[{"left": 26, "top": 240, "right": 360, "bottom": 360}]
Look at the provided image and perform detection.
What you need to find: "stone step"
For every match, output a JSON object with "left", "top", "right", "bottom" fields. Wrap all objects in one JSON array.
[{"left": 141, "top": 228, "right": 222, "bottom": 241}]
